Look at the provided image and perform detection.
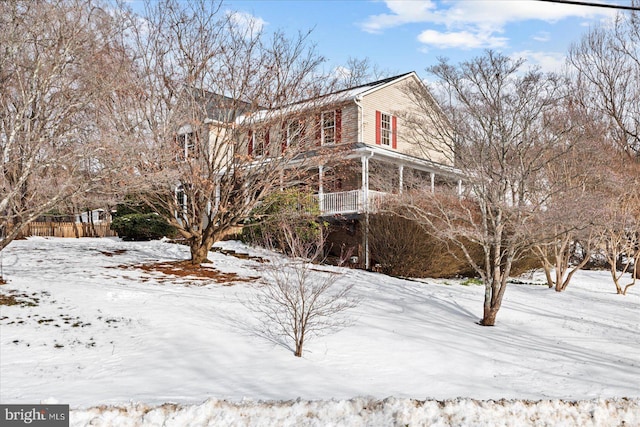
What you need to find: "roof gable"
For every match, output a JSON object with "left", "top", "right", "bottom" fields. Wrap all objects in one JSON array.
[{"left": 347, "top": 71, "right": 418, "bottom": 99}]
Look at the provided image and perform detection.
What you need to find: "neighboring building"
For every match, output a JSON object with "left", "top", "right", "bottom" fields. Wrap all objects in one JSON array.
[
  {"left": 176, "top": 72, "right": 462, "bottom": 267},
  {"left": 75, "top": 209, "right": 111, "bottom": 224}
]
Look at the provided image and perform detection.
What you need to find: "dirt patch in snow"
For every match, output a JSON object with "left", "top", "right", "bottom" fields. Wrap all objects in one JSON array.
[
  {"left": 0, "top": 290, "right": 41, "bottom": 307},
  {"left": 123, "top": 260, "right": 258, "bottom": 286}
]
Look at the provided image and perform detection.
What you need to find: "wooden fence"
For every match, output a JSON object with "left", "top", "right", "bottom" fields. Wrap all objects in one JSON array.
[{"left": 19, "top": 222, "right": 118, "bottom": 238}]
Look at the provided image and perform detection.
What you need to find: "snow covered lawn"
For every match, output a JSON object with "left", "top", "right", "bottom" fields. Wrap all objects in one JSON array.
[{"left": 1, "top": 237, "right": 638, "bottom": 426}]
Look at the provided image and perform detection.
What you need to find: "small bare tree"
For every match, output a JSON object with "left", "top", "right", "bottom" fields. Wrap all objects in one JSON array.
[
  {"left": 251, "top": 221, "right": 358, "bottom": 357},
  {"left": 594, "top": 182, "right": 640, "bottom": 295},
  {"left": 533, "top": 228, "right": 595, "bottom": 292},
  {"left": 529, "top": 120, "right": 610, "bottom": 292}
]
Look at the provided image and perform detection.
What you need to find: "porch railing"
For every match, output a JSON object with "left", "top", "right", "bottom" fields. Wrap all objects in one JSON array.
[{"left": 316, "top": 190, "right": 387, "bottom": 215}]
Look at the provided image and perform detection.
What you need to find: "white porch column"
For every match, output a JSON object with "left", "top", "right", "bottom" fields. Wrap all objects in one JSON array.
[
  {"left": 430, "top": 172, "right": 435, "bottom": 193},
  {"left": 361, "top": 156, "right": 369, "bottom": 210},
  {"left": 458, "top": 179, "right": 463, "bottom": 197},
  {"left": 318, "top": 165, "right": 324, "bottom": 213},
  {"left": 361, "top": 155, "right": 371, "bottom": 270},
  {"left": 214, "top": 177, "right": 221, "bottom": 214},
  {"left": 398, "top": 164, "right": 404, "bottom": 194}
]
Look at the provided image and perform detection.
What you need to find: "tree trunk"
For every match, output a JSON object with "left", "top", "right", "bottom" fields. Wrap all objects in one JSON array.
[
  {"left": 294, "top": 338, "right": 303, "bottom": 357},
  {"left": 540, "top": 255, "right": 554, "bottom": 289},
  {"left": 481, "top": 306, "right": 499, "bottom": 326},
  {"left": 189, "top": 238, "right": 213, "bottom": 264},
  {"left": 556, "top": 250, "right": 591, "bottom": 292},
  {"left": 480, "top": 258, "right": 511, "bottom": 326},
  {"left": 481, "top": 279, "right": 501, "bottom": 326},
  {"left": 622, "top": 282, "right": 635, "bottom": 295}
]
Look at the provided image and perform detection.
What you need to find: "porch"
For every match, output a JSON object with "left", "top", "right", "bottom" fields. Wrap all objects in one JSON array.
[
  {"left": 316, "top": 190, "right": 387, "bottom": 216},
  {"left": 309, "top": 144, "right": 463, "bottom": 216}
]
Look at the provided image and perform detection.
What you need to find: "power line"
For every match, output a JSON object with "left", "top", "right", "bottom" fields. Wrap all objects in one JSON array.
[{"left": 536, "top": 0, "right": 640, "bottom": 11}]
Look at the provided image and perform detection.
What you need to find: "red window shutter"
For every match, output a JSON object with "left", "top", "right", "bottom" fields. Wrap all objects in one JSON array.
[
  {"left": 335, "top": 109, "right": 342, "bottom": 143},
  {"left": 264, "top": 129, "right": 270, "bottom": 156},
  {"left": 375, "top": 110, "right": 381, "bottom": 145},
  {"left": 248, "top": 130, "right": 253, "bottom": 156},
  {"left": 392, "top": 115, "right": 397, "bottom": 149},
  {"left": 315, "top": 114, "right": 321, "bottom": 146}
]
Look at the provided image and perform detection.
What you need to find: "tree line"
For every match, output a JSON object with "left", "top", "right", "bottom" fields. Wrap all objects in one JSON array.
[{"left": 394, "top": 5, "right": 639, "bottom": 325}]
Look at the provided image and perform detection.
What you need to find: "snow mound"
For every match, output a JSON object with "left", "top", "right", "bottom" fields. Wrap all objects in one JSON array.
[{"left": 71, "top": 397, "right": 639, "bottom": 427}]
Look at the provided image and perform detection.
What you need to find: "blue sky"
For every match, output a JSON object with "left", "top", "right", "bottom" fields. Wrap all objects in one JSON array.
[{"left": 224, "top": 0, "right": 623, "bottom": 79}]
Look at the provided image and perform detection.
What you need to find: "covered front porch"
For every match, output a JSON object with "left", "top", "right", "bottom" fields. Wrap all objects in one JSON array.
[
  {"left": 317, "top": 190, "right": 386, "bottom": 216},
  {"left": 308, "top": 144, "right": 462, "bottom": 216}
]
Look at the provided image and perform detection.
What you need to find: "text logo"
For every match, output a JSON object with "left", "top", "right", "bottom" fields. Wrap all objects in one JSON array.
[{"left": 1, "top": 405, "right": 69, "bottom": 426}]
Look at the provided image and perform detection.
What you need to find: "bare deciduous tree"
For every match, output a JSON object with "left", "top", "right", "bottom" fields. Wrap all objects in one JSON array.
[
  {"left": 0, "top": 0, "right": 129, "bottom": 251},
  {"left": 251, "top": 221, "right": 358, "bottom": 357},
  {"left": 594, "top": 171, "right": 640, "bottom": 295},
  {"left": 567, "top": 3, "right": 640, "bottom": 294},
  {"left": 568, "top": 3, "right": 640, "bottom": 160},
  {"left": 117, "top": 0, "right": 336, "bottom": 264},
  {"left": 399, "top": 51, "right": 582, "bottom": 326},
  {"left": 335, "top": 57, "right": 393, "bottom": 89},
  {"left": 529, "top": 116, "right": 610, "bottom": 292}
]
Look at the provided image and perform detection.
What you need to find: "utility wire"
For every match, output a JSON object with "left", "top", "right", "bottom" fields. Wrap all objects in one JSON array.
[{"left": 536, "top": 0, "right": 640, "bottom": 11}]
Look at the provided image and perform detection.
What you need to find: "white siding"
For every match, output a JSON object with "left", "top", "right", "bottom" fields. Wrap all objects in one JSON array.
[{"left": 359, "top": 76, "right": 453, "bottom": 165}]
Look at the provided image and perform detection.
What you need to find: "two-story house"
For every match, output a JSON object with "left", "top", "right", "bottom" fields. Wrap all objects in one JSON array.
[
  {"left": 177, "top": 72, "right": 462, "bottom": 268},
  {"left": 244, "top": 72, "right": 461, "bottom": 267}
]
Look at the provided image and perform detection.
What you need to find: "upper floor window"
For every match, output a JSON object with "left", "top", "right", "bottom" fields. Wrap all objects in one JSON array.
[
  {"left": 318, "top": 109, "right": 342, "bottom": 145},
  {"left": 322, "top": 111, "right": 336, "bottom": 145},
  {"left": 380, "top": 113, "right": 391, "bottom": 146},
  {"left": 287, "top": 120, "right": 302, "bottom": 148},
  {"left": 375, "top": 110, "right": 397, "bottom": 149},
  {"left": 248, "top": 129, "right": 269, "bottom": 157}
]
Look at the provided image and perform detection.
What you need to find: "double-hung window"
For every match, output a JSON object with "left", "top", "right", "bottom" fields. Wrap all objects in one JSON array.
[
  {"left": 176, "top": 131, "right": 196, "bottom": 160},
  {"left": 322, "top": 111, "right": 336, "bottom": 145},
  {"left": 287, "top": 120, "right": 301, "bottom": 148},
  {"left": 249, "top": 129, "right": 269, "bottom": 157},
  {"left": 175, "top": 185, "right": 187, "bottom": 216},
  {"left": 380, "top": 113, "right": 391, "bottom": 146},
  {"left": 255, "top": 130, "right": 266, "bottom": 157},
  {"left": 375, "top": 110, "right": 397, "bottom": 149}
]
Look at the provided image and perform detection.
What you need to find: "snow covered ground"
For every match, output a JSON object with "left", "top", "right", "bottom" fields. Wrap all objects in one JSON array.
[{"left": 1, "top": 237, "right": 639, "bottom": 426}]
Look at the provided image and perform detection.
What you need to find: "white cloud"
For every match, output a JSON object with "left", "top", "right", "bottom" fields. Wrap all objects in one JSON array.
[
  {"left": 226, "top": 11, "right": 267, "bottom": 35},
  {"left": 361, "top": 0, "right": 439, "bottom": 33},
  {"left": 417, "top": 29, "right": 507, "bottom": 49},
  {"left": 360, "top": 0, "right": 616, "bottom": 49},
  {"left": 512, "top": 50, "right": 567, "bottom": 73}
]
